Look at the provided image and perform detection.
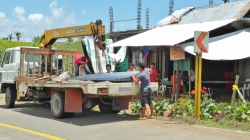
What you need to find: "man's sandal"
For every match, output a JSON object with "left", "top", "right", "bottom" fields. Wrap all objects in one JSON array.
[
  {"left": 147, "top": 116, "right": 154, "bottom": 119},
  {"left": 138, "top": 117, "right": 146, "bottom": 120}
]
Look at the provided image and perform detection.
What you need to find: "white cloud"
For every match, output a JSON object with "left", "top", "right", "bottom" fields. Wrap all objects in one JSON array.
[
  {"left": 13, "top": 6, "right": 25, "bottom": 16},
  {"left": 0, "top": 12, "right": 5, "bottom": 18},
  {"left": 63, "top": 13, "right": 76, "bottom": 25},
  {"left": 0, "top": 1, "right": 76, "bottom": 42},
  {"left": 12, "top": 6, "right": 26, "bottom": 22},
  {"left": 28, "top": 13, "right": 44, "bottom": 22},
  {"left": 49, "top": 0, "right": 64, "bottom": 18},
  {"left": 81, "top": 9, "right": 87, "bottom": 16}
]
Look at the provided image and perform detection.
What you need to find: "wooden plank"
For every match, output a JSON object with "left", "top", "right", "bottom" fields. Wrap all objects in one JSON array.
[
  {"left": 20, "top": 77, "right": 35, "bottom": 82},
  {"left": 21, "top": 48, "right": 79, "bottom": 56},
  {"left": 35, "top": 76, "right": 50, "bottom": 80},
  {"left": 231, "top": 75, "right": 239, "bottom": 104}
]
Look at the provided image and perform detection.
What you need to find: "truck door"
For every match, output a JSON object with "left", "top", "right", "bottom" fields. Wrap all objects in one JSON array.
[
  {"left": 7, "top": 50, "right": 16, "bottom": 81},
  {"left": 0, "top": 51, "right": 11, "bottom": 83}
]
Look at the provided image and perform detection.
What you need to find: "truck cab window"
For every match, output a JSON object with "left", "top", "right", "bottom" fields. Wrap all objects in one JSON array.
[{"left": 1, "top": 51, "right": 11, "bottom": 67}]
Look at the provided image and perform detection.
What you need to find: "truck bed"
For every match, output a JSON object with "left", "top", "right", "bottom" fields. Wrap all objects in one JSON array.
[{"left": 18, "top": 79, "right": 159, "bottom": 97}]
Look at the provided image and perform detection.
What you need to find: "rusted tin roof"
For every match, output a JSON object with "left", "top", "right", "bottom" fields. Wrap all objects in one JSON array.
[{"left": 178, "top": 1, "right": 250, "bottom": 24}]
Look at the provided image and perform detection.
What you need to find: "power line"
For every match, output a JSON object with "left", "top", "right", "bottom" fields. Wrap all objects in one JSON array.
[{"left": 113, "top": 19, "right": 137, "bottom": 22}]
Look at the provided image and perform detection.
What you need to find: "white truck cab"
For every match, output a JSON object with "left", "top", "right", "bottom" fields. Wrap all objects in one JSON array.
[
  {"left": 0, "top": 47, "right": 62, "bottom": 93},
  {"left": 0, "top": 47, "right": 21, "bottom": 93}
]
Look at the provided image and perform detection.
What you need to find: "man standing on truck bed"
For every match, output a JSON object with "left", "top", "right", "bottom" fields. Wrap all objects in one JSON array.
[
  {"left": 73, "top": 53, "right": 92, "bottom": 76},
  {"left": 132, "top": 62, "right": 154, "bottom": 120}
]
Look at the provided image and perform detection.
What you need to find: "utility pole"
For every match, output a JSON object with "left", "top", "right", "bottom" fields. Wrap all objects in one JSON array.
[
  {"left": 146, "top": 8, "right": 149, "bottom": 29},
  {"left": 209, "top": 0, "right": 213, "bottom": 5},
  {"left": 137, "top": 0, "right": 142, "bottom": 30},
  {"left": 109, "top": 6, "right": 114, "bottom": 33},
  {"left": 169, "top": 0, "right": 174, "bottom": 15}
]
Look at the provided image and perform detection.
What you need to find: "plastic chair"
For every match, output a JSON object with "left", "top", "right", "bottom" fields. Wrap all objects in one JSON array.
[
  {"left": 238, "top": 79, "right": 250, "bottom": 99},
  {"left": 157, "top": 85, "right": 166, "bottom": 98}
]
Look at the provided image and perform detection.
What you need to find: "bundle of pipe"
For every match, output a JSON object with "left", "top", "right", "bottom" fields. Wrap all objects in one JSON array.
[{"left": 66, "top": 71, "right": 139, "bottom": 82}]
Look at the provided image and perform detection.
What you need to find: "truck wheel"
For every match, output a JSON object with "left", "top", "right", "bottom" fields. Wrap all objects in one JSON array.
[
  {"left": 112, "top": 110, "right": 121, "bottom": 114},
  {"left": 50, "top": 92, "right": 66, "bottom": 118},
  {"left": 5, "top": 86, "right": 16, "bottom": 108},
  {"left": 83, "top": 98, "right": 99, "bottom": 111},
  {"left": 99, "top": 102, "right": 112, "bottom": 113},
  {"left": 65, "top": 113, "right": 75, "bottom": 118}
]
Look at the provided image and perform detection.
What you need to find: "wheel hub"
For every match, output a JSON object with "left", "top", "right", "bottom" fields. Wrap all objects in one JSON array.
[
  {"left": 5, "top": 90, "right": 10, "bottom": 104},
  {"left": 53, "top": 98, "right": 60, "bottom": 114}
]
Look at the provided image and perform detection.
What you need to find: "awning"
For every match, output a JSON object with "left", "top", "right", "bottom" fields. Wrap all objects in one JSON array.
[
  {"left": 179, "top": 28, "right": 250, "bottom": 60},
  {"left": 110, "top": 19, "right": 235, "bottom": 47}
]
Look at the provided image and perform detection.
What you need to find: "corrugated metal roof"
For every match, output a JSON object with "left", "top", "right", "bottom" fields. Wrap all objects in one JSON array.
[
  {"left": 178, "top": 1, "right": 250, "bottom": 24},
  {"left": 110, "top": 19, "right": 234, "bottom": 47}
]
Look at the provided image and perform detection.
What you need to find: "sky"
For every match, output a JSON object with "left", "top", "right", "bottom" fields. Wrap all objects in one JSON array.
[{"left": 0, "top": 0, "right": 241, "bottom": 42}]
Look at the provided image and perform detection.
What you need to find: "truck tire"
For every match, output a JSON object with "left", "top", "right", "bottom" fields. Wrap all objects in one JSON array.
[
  {"left": 50, "top": 92, "right": 66, "bottom": 118},
  {"left": 65, "top": 113, "right": 75, "bottom": 118},
  {"left": 99, "top": 102, "right": 112, "bottom": 113},
  {"left": 99, "top": 99, "right": 121, "bottom": 114},
  {"left": 5, "top": 86, "right": 16, "bottom": 108},
  {"left": 83, "top": 98, "right": 99, "bottom": 111},
  {"left": 112, "top": 110, "right": 121, "bottom": 114}
]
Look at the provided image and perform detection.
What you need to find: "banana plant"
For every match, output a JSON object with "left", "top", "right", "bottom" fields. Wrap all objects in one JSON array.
[
  {"left": 131, "top": 100, "right": 142, "bottom": 113},
  {"left": 152, "top": 99, "right": 169, "bottom": 116}
]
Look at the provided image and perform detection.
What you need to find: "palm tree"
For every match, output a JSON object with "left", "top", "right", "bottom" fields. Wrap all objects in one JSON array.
[
  {"left": 31, "top": 36, "right": 41, "bottom": 46},
  {"left": 31, "top": 36, "right": 40, "bottom": 42},
  {"left": 14, "top": 31, "right": 23, "bottom": 42},
  {"left": 223, "top": 0, "right": 229, "bottom": 3},
  {"left": 1, "top": 37, "right": 8, "bottom": 40},
  {"left": 67, "top": 37, "right": 74, "bottom": 42},
  {"left": 8, "top": 34, "right": 13, "bottom": 41}
]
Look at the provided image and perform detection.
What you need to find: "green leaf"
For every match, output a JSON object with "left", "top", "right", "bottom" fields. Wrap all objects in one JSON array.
[
  {"left": 242, "top": 114, "right": 248, "bottom": 119},
  {"left": 152, "top": 100, "right": 156, "bottom": 106},
  {"left": 217, "top": 110, "right": 222, "bottom": 114},
  {"left": 156, "top": 106, "right": 160, "bottom": 111},
  {"left": 247, "top": 110, "right": 250, "bottom": 114},
  {"left": 162, "top": 106, "right": 168, "bottom": 111},
  {"left": 162, "top": 100, "right": 169, "bottom": 107}
]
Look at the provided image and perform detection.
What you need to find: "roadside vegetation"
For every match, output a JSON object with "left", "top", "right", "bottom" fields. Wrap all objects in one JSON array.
[
  {"left": 131, "top": 88, "right": 250, "bottom": 132},
  {"left": 1, "top": 36, "right": 248, "bottom": 131}
]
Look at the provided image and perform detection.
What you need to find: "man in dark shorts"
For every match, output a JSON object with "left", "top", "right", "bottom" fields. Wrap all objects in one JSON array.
[{"left": 132, "top": 62, "right": 154, "bottom": 120}]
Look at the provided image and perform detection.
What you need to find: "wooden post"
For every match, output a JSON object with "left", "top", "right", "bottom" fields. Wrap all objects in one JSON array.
[
  {"left": 231, "top": 75, "right": 239, "bottom": 104},
  {"left": 175, "top": 60, "right": 179, "bottom": 101},
  {"left": 236, "top": 89, "right": 246, "bottom": 104}
]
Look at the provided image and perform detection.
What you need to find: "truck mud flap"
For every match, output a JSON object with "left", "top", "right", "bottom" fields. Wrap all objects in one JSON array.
[
  {"left": 65, "top": 89, "right": 83, "bottom": 113},
  {"left": 112, "top": 97, "right": 130, "bottom": 110}
]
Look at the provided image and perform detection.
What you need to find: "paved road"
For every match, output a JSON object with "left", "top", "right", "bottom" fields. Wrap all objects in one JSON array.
[{"left": 0, "top": 94, "right": 249, "bottom": 140}]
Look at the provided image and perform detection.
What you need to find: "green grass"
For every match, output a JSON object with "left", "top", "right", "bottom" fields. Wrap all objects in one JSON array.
[
  {"left": 155, "top": 116, "right": 250, "bottom": 132},
  {"left": 0, "top": 40, "right": 84, "bottom": 66},
  {"left": 53, "top": 41, "right": 83, "bottom": 52},
  {"left": 0, "top": 40, "right": 33, "bottom": 51},
  {"left": 0, "top": 40, "right": 83, "bottom": 52}
]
